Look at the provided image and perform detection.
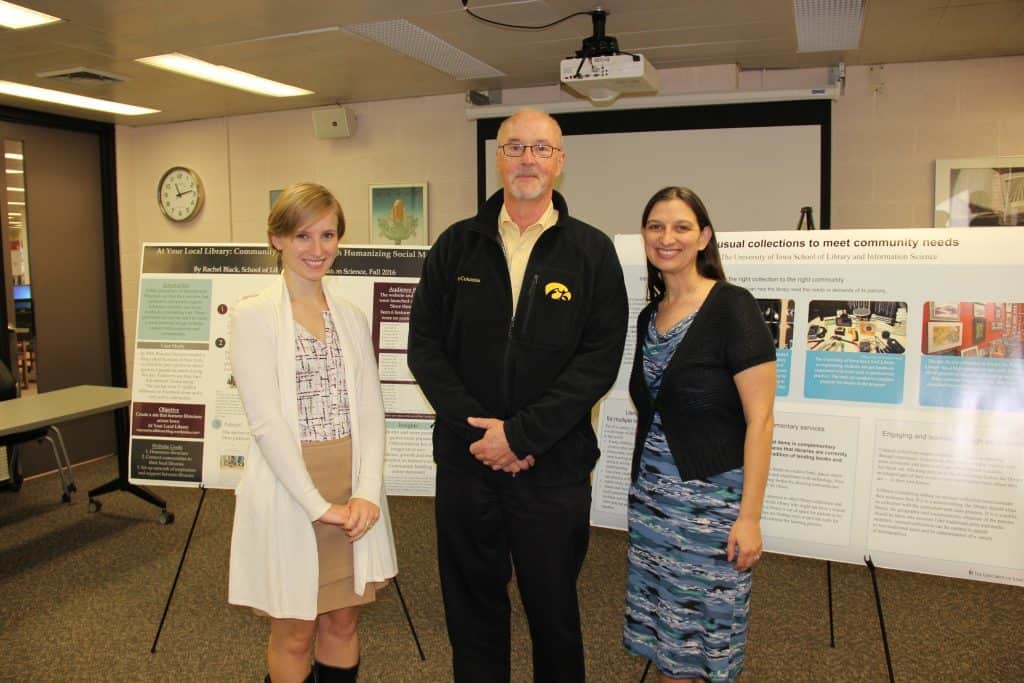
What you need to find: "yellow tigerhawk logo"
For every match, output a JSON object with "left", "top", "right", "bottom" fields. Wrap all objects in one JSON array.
[{"left": 544, "top": 282, "right": 572, "bottom": 302}]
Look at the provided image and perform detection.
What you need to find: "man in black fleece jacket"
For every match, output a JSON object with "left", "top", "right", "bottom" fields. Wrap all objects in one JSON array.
[{"left": 408, "top": 109, "right": 627, "bottom": 682}]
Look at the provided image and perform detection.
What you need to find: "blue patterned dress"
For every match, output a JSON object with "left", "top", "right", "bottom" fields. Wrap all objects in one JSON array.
[{"left": 623, "top": 309, "right": 750, "bottom": 682}]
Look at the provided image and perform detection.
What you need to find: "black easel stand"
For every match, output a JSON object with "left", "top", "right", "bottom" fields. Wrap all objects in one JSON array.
[
  {"left": 797, "top": 206, "right": 816, "bottom": 230},
  {"left": 392, "top": 576, "right": 425, "bottom": 660},
  {"left": 826, "top": 560, "right": 836, "bottom": 647},
  {"left": 148, "top": 490, "right": 425, "bottom": 660},
  {"left": 640, "top": 660, "right": 651, "bottom": 681},
  {"left": 152, "top": 486, "right": 207, "bottom": 652},
  {"left": 88, "top": 407, "right": 172, "bottom": 523},
  {"left": 864, "top": 556, "right": 896, "bottom": 683}
]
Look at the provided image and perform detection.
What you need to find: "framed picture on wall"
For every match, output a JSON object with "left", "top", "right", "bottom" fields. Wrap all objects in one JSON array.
[
  {"left": 926, "top": 321, "right": 963, "bottom": 354},
  {"left": 974, "top": 318, "right": 986, "bottom": 344},
  {"left": 928, "top": 301, "right": 960, "bottom": 321},
  {"left": 369, "top": 183, "right": 428, "bottom": 246},
  {"left": 934, "top": 156, "right": 1024, "bottom": 227}
]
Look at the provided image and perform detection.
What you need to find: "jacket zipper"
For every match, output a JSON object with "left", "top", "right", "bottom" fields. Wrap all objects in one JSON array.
[
  {"left": 496, "top": 224, "right": 554, "bottom": 416},
  {"left": 517, "top": 274, "right": 539, "bottom": 337},
  {"left": 494, "top": 233, "right": 515, "bottom": 413}
]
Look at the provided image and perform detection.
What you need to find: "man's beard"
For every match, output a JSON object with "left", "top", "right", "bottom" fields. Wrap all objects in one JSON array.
[{"left": 507, "top": 173, "right": 545, "bottom": 200}]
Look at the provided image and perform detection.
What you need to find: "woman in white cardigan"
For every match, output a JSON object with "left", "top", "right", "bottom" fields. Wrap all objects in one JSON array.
[{"left": 228, "top": 183, "right": 397, "bottom": 683}]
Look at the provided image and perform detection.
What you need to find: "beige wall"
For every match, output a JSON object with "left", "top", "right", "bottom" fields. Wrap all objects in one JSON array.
[{"left": 116, "top": 55, "right": 1024, "bottom": 376}]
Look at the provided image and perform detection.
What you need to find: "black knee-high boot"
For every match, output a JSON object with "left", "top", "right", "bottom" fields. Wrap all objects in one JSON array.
[{"left": 312, "top": 660, "right": 359, "bottom": 682}]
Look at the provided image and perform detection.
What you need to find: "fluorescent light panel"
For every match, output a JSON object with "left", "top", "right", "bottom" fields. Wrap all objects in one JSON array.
[
  {"left": 0, "top": 0, "right": 60, "bottom": 29},
  {"left": 793, "top": 0, "right": 865, "bottom": 52},
  {"left": 0, "top": 80, "right": 159, "bottom": 115},
  {"left": 7, "top": 186, "right": 25, "bottom": 191},
  {"left": 5, "top": 153, "right": 23, "bottom": 160},
  {"left": 343, "top": 19, "right": 503, "bottom": 80},
  {"left": 136, "top": 53, "right": 313, "bottom": 97}
]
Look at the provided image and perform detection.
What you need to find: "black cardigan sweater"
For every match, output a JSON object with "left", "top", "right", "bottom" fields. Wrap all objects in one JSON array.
[{"left": 629, "top": 280, "right": 776, "bottom": 482}]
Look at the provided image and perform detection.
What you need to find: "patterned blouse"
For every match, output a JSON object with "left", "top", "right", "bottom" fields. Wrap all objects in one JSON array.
[
  {"left": 640, "top": 309, "right": 698, "bottom": 479},
  {"left": 294, "top": 310, "right": 351, "bottom": 441}
]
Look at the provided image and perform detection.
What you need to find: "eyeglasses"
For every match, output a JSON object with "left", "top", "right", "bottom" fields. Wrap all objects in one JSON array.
[{"left": 499, "top": 143, "right": 561, "bottom": 158}]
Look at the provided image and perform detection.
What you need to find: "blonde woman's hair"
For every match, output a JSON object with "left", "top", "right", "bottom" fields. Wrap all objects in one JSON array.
[{"left": 267, "top": 183, "right": 345, "bottom": 264}]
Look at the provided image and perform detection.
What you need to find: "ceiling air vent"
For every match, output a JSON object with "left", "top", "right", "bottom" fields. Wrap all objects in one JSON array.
[{"left": 37, "top": 67, "right": 127, "bottom": 84}]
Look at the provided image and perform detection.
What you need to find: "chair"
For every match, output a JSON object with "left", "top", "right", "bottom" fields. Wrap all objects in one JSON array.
[
  {"left": 0, "top": 361, "right": 76, "bottom": 502},
  {"left": 15, "top": 330, "right": 35, "bottom": 389}
]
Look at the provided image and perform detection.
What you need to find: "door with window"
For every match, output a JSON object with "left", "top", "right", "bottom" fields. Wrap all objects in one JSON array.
[{"left": 1, "top": 113, "right": 121, "bottom": 477}]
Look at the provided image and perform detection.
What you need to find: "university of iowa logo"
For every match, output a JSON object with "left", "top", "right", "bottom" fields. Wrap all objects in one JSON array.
[{"left": 544, "top": 282, "right": 572, "bottom": 302}]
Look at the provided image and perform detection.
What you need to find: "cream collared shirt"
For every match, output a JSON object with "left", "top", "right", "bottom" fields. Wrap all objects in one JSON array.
[{"left": 498, "top": 202, "right": 559, "bottom": 314}]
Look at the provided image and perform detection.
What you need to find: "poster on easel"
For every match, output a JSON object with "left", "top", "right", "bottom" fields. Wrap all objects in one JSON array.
[
  {"left": 127, "top": 243, "right": 434, "bottom": 494},
  {"left": 591, "top": 228, "right": 1024, "bottom": 587}
]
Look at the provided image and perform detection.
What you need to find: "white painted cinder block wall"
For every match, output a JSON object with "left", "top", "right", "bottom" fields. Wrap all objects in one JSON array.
[{"left": 115, "top": 56, "right": 1024, "bottom": 374}]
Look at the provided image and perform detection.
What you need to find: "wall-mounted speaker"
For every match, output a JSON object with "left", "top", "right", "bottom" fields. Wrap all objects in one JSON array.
[{"left": 312, "top": 107, "right": 356, "bottom": 139}]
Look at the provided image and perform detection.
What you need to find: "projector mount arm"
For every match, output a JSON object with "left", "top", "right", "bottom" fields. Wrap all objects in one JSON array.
[{"left": 460, "top": 3, "right": 641, "bottom": 81}]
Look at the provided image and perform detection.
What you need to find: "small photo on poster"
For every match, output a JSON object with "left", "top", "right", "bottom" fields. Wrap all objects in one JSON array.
[
  {"left": 757, "top": 298, "right": 795, "bottom": 349},
  {"left": 920, "top": 301, "right": 1024, "bottom": 358},
  {"left": 806, "top": 300, "right": 908, "bottom": 354}
]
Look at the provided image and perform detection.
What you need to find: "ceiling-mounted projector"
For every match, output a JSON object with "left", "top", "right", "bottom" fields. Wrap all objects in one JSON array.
[
  {"left": 559, "top": 9, "right": 658, "bottom": 104},
  {"left": 560, "top": 54, "right": 658, "bottom": 103}
]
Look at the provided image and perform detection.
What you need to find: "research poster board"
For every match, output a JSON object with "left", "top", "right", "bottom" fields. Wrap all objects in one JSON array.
[
  {"left": 127, "top": 243, "right": 435, "bottom": 495},
  {"left": 591, "top": 228, "right": 1024, "bottom": 587}
]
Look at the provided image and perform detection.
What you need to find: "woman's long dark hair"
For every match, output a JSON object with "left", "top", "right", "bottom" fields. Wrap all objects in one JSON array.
[{"left": 641, "top": 186, "right": 725, "bottom": 301}]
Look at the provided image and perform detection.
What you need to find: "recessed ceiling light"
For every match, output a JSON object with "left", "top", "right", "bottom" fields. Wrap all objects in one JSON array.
[
  {"left": 342, "top": 19, "right": 503, "bottom": 80},
  {"left": 136, "top": 53, "right": 313, "bottom": 97},
  {"left": 0, "top": 80, "right": 159, "bottom": 115},
  {"left": 793, "top": 0, "right": 865, "bottom": 52},
  {"left": 0, "top": 0, "right": 60, "bottom": 29}
]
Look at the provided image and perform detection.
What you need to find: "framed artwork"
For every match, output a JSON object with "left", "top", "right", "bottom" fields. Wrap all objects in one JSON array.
[
  {"left": 928, "top": 301, "right": 960, "bottom": 321},
  {"left": 269, "top": 189, "right": 283, "bottom": 210},
  {"left": 994, "top": 303, "right": 1004, "bottom": 321},
  {"left": 973, "top": 318, "right": 986, "bottom": 344},
  {"left": 934, "top": 156, "right": 1024, "bottom": 227},
  {"left": 973, "top": 303, "right": 986, "bottom": 318},
  {"left": 960, "top": 345, "right": 979, "bottom": 358},
  {"left": 369, "top": 183, "right": 428, "bottom": 246},
  {"left": 926, "top": 321, "right": 963, "bottom": 354}
]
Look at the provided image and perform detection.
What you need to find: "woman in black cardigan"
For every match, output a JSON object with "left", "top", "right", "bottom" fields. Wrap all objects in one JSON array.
[{"left": 622, "top": 187, "right": 777, "bottom": 683}]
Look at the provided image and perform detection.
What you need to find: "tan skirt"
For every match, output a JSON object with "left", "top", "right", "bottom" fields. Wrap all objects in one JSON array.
[{"left": 302, "top": 436, "right": 387, "bottom": 614}]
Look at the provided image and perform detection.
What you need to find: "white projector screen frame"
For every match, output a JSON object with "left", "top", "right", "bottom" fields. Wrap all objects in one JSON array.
[{"left": 478, "top": 100, "right": 830, "bottom": 235}]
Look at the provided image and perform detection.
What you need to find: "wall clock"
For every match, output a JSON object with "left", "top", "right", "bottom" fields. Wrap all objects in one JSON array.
[{"left": 157, "top": 166, "right": 204, "bottom": 222}]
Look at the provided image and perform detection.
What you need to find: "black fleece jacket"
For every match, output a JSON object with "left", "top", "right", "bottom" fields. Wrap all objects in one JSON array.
[{"left": 407, "top": 189, "right": 628, "bottom": 485}]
